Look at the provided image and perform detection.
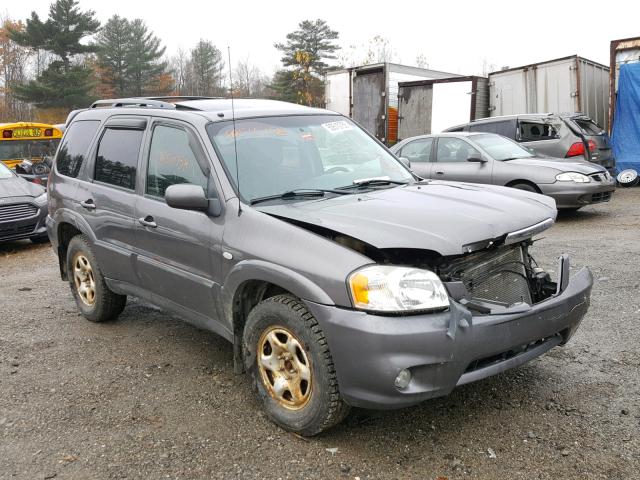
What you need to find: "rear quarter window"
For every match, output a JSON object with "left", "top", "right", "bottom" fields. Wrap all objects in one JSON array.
[{"left": 55, "top": 120, "right": 100, "bottom": 178}]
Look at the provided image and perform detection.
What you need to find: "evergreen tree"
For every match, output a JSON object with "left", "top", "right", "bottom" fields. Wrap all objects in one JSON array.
[
  {"left": 95, "top": 15, "right": 130, "bottom": 96},
  {"left": 9, "top": 0, "right": 99, "bottom": 108},
  {"left": 189, "top": 40, "right": 224, "bottom": 97},
  {"left": 274, "top": 19, "right": 339, "bottom": 106},
  {"left": 124, "top": 19, "right": 166, "bottom": 97},
  {"left": 274, "top": 20, "right": 339, "bottom": 77}
]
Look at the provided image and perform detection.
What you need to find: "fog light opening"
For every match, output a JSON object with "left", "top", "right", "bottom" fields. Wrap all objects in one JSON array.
[{"left": 394, "top": 368, "right": 412, "bottom": 390}]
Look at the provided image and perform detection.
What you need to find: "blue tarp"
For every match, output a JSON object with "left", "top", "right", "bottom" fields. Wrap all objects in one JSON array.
[{"left": 611, "top": 63, "right": 640, "bottom": 175}]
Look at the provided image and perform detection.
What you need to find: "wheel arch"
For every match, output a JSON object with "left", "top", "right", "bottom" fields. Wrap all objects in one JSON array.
[
  {"left": 505, "top": 179, "right": 542, "bottom": 193},
  {"left": 222, "top": 260, "right": 336, "bottom": 374},
  {"left": 53, "top": 210, "right": 97, "bottom": 280}
]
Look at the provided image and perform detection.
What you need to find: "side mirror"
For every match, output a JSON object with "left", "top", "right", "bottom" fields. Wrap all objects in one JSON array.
[
  {"left": 467, "top": 157, "right": 487, "bottom": 163},
  {"left": 165, "top": 184, "right": 209, "bottom": 211},
  {"left": 399, "top": 156, "right": 411, "bottom": 169}
]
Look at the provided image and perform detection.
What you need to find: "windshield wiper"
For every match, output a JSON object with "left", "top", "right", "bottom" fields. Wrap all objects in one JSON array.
[
  {"left": 337, "top": 177, "right": 410, "bottom": 190},
  {"left": 250, "top": 188, "right": 349, "bottom": 205}
]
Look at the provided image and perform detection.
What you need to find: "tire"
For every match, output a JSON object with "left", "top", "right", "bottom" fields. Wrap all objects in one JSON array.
[
  {"left": 243, "top": 294, "right": 350, "bottom": 436},
  {"left": 559, "top": 207, "right": 581, "bottom": 213},
  {"left": 510, "top": 182, "right": 539, "bottom": 193},
  {"left": 30, "top": 234, "right": 50, "bottom": 244},
  {"left": 66, "top": 235, "right": 126, "bottom": 322}
]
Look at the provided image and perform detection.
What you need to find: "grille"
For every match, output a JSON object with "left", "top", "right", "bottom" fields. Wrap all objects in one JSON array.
[
  {"left": 442, "top": 246, "right": 532, "bottom": 306},
  {"left": 0, "top": 221, "right": 37, "bottom": 239},
  {"left": 0, "top": 203, "right": 38, "bottom": 222},
  {"left": 591, "top": 191, "right": 612, "bottom": 203}
]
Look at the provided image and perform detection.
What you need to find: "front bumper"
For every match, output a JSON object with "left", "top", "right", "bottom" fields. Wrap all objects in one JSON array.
[
  {"left": 540, "top": 181, "right": 615, "bottom": 208},
  {"left": 307, "top": 267, "right": 592, "bottom": 409},
  {"left": 0, "top": 198, "right": 48, "bottom": 243}
]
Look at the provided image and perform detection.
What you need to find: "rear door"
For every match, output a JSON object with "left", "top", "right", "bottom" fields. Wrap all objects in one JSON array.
[
  {"left": 134, "top": 120, "right": 222, "bottom": 320},
  {"left": 76, "top": 117, "right": 146, "bottom": 286},
  {"left": 432, "top": 136, "right": 492, "bottom": 184},
  {"left": 396, "top": 137, "right": 434, "bottom": 178}
]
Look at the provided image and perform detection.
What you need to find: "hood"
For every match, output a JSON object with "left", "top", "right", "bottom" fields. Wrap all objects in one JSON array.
[
  {"left": 510, "top": 156, "right": 605, "bottom": 174},
  {"left": 0, "top": 175, "right": 45, "bottom": 199},
  {"left": 256, "top": 181, "right": 557, "bottom": 256}
]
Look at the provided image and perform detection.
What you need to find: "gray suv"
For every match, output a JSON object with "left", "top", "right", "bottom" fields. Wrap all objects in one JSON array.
[
  {"left": 47, "top": 97, "right": 593, "bottom": 436},
  {"left": 444, "top": 113, "right": 616, "bottom": 176}
]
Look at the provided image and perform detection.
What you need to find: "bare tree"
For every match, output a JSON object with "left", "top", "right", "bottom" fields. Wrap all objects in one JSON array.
[
  {"left": 233, "top": 56, "right": 268, "bottom": 97},
  {"left": 169, "top": 48, "right": 190, "bottom": 95},
  {"left": 0, "top": 16, "right": 33, "bottom": 121},
  {"left": 415, "top": 53, "right": 428, "bottom": 69}
]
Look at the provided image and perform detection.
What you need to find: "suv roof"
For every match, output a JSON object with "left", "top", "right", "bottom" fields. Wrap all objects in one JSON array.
[{"left": 79, "top": 97, "right": 334, "bottom": 123}]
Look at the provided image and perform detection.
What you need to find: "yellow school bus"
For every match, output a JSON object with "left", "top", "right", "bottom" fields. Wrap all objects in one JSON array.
[{"left": 0, "top": 122, "right": 63, "bottom": 169}]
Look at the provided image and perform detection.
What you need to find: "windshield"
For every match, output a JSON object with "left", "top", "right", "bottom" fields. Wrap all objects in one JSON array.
[
  {"left": 472, "top": 134, "right": 535, "bottom": 161},
  {"left": 206, "top": 115, "right": 412, "bottom": 202},
  {"left": 0, "top": 139, "right": 60, "bottom": 161},
  {"left": 0, "top": 162, "right": 14, "bottom": 179}
]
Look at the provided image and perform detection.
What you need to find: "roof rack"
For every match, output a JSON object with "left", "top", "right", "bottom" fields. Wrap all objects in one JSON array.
[
  {"left": 90, "top": 98, "right": 177, "bottom": 110},
  {"left": 146, "top": 96, "right": 223, "bottom": 102}
]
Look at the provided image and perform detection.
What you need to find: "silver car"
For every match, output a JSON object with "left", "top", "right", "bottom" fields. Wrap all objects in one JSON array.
[{"left": 391, "top": 132, "right": 615, "bottom": 211}]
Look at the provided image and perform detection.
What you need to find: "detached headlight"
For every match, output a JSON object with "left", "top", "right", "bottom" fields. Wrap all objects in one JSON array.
[
  {"left": 348, "top": 265, "right": 449, "bottom": 313},
  {"left": 556, "top": 172, "right": 591, "bottom": 183},
  {"left": 34, "top": 192, "right": 48, "bottom": 206}
]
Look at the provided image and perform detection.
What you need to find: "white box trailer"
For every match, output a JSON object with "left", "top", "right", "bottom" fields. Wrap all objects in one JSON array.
[
  {"left": 489, "top": 55, "right": 610, "bottom": 130},
  {"left": 397, "top": 76, "right": 489, "bottom": 140},
  {"left": 325, "top": 63, "right": 458, "bottom": 144}
]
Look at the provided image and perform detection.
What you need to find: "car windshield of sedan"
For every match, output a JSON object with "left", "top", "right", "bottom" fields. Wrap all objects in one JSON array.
[
  {"left": 207, "top": 115, "right": 413, "bottom": 202},
  {"left": 0, "top": 162, "right": 14, "bottom": 179},
  {"left": 473, "top": 133, "right": 535, "bottom": 161}
]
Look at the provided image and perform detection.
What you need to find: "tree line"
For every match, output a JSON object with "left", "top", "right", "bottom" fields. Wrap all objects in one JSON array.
[{"left": 0, "top": 0, "right": 411, "bottom": 122}]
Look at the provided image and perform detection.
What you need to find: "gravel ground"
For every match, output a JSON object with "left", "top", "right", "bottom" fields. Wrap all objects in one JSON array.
[{"left": 1, "top": 189, "right": 639, "bottom": 480}]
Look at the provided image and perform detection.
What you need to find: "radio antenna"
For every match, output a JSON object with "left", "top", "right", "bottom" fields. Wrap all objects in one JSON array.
[{"left": 228, "top": 46, "right": 241, "bottom": 215}]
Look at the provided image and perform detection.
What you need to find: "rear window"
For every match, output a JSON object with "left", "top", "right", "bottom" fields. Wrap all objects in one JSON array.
[
  {"left": 55, "top": 120, "right": 100, "bottom": 178},
  {"left": 94, "top": 129, "right": 143, "bottom": 190},
  {"left": 573, "top": 118, "right": 604, "bottom": 136}
]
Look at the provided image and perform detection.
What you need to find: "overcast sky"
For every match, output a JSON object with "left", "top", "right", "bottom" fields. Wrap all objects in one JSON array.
[{"left": 5, "top": 0, "right": 639, "bottom": 77}]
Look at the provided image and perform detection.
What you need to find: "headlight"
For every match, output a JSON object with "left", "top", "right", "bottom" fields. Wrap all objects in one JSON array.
[
  {"left": 556, "top": 172, "right": 591, "bottom": 183},
  {"left": 348, "top": 265, "right": 449, "bottom": 313},
  {"left": 34, "top": 192, "right": 48, "bottom": 206}
]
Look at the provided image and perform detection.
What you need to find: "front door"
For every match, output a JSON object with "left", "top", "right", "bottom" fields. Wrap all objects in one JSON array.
[
  {"left": 134, "top": 121, "right": 223, "bottom": 321},
  {"left": 432, "top": 136, "right": 493, "bottom": 184}
]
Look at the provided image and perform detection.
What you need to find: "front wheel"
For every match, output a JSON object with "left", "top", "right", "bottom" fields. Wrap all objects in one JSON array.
[{"left": 243, "top": 295, "right": 350, "bottom": 436}]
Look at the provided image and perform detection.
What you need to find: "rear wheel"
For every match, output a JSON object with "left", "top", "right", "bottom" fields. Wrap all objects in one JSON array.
[
  {"left": 243, "top": 295, "right": 350, "bottom": 436},
  {"left": 66, "top": 235, "right": 126, "bottom": 322}
]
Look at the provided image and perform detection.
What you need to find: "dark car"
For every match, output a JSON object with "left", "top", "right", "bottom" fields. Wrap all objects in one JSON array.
[
  {"left": 391, "top": 132, "right": 615, "bottom": 210},
  {"left": 444, "top": 113, "right": 616, "bottom": 176},
  {"left": 47, "top": 97, "right": 592, "bottom": 436},
  {"left": 0, "top": 161, "right": 49, "bottom": 243}
]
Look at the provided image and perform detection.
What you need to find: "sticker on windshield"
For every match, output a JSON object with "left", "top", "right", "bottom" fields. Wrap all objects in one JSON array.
[{"left": 322, "top": 120, "right": 353, "bottom": 134}]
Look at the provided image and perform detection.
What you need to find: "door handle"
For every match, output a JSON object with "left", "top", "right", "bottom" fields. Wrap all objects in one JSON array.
[
  {"left": 435, "top": 171, "right": 445, "bottom": 175},
  {"left": 138, "top": 216, "right": 157, "bottom": 228},
  {"left": 80, "top": 199, "right": 96, "bottom": 210}
]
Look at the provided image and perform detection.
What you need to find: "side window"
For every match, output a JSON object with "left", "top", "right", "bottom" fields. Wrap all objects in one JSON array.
[
  {"left": 94, "top": 128, "right": 143, "bottom": 190},
  {"left": 518, "top": 121, "right": 559, "bottom": 141},
  {"left": 399, "top": 138, "right": 433, "bottom": 162},
  {"left": 470, "top": 121, "right": 514, "bottom": 138},
  {"left": 436, "top": 138, "right": 480, "bottom": 163},
  {"left": 146, "top": 125, "right": 208, "bottom": 198},
  {"left": 55, "top": 120, "right": 100, "bottom": 178}
]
